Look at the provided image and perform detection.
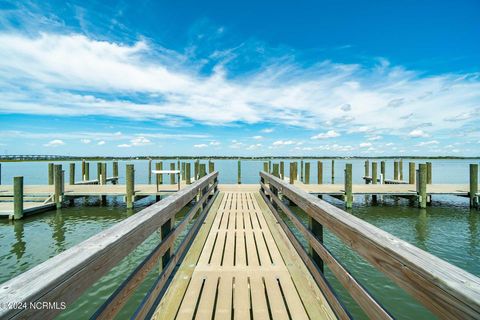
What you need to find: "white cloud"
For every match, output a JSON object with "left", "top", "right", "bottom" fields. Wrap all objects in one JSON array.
[
  {"left": 367, "top": 135, "right": 382, "bottom": 141},
  {"left": 416, "top": 140, "right": 439, "bottom": 146},
  {"left": 194, "top": 143, "right": 208, "bottom": 148},
  {"left": 359, "top": 142, "right": 372, "bottom": 148},
  {"left": 118, "top": 144, "right": 130, "bottom": 148},
  {"left": 81, "top": 139, "right": 91, "bottom": 144},
  {"left": 209, "top": 140, "right": 220, "bottom": 146},
  {"left": 97, "top": 140, "right": 106, "bottom": 145},
  {"left": 0, "top": 32, "right": 479, "bottom": 150},
  {"left": 246, "top": 143, "right": 262, "bottom": 150},
  {"left": 311, "top": 130, "right": 340, "bottom": 139},
  {"left": 130, "top": 136, "right": 151, "bottom": 146},
  {"left": 44, "top": 139, "right": 65, "bottom": 147},
  {"left": 272, "top": 140, "right": 295, "bottom": 146},
  {"left": 408, "top": 129, "right": 429, "bottom": 138},
  {"left": 252, "top": 135, "right": 263, "bottom": 140}
]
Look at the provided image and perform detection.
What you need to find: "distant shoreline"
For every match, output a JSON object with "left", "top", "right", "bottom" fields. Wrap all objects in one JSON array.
[{"left": 1, "top": 155, "right": 479, "bottom": 162}]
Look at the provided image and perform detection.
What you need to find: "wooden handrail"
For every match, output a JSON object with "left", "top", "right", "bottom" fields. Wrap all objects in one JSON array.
[
  {"left": 0, "top": 171, "right": 219, "bottom": 320},
  {"left": 260, "top": 171, "right": 480, "bottom": 319}
]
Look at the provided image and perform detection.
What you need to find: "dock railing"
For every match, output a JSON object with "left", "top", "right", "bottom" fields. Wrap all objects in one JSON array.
[
  {"left": 0, "top": 171, "right": 219, "bottom": 320},
  {"left": 260, "top": 171, "right": 480, "bottom": 319}
]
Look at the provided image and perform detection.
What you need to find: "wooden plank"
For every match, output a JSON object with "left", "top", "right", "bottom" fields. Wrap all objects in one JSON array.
[
  {"left": 214, "top": 275, "right": 233, "bottom": 319},
  {"left": 250, "top": 275, "right": 270, "bottom": 320},
  {"left": 195, "top": 275, "right": 219, "bottom": 320},
  {"left": 264, "top": 276, "right": 290, "bottom": 320},
  {"left": 233, "top": 274, "right": 250, "bottom": 319}
]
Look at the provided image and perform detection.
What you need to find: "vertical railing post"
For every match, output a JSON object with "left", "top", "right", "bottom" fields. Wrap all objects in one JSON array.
[
  {"left": 237, "top": 159, "right": 241, "bottom": 184},
  {"left": 160, "top": 219, "right": 173, "bottom": 269},
  {"left": 181, "top": 162, "right": 186, "bottom": 181},
  {"left": 409, "top": 162, "right": 415, "bottom": 184},
  {"left": 418, "top": 164, "right": 427, "bottom": 208},
  {"left": 194, "top": 160, "right": 199, "bottom": 180},
  {"left": 345, "top": 163, "right": 353, "bottom": 208},
  {"left": 470, "top": 164, "right": 478, "bottom": 208},
  {"left": 85, "top": 162, "right": 90, "bottom": 181},
  {"left": 394, "top": 161, "right": 399, "bottom": 180},
  {"left": 371, "top": 162, "right": 378, "bottom": 184},
  {"left": 263, "top": 162, "right": 268, "bottom": 172},
  {"left": 309, "top": 217, "right": 324, "bottom": 273},
  {"left": 69, "top": 163, "right": 75, "bottom": 185},
  {"left": 317, "top": 161, "right": 323, "bottom": 184},
  {"left": 81, "top": 160, "right": 86, "bottom": 181},
  {"left": 272, "top": 163, "right": 279, "bottom": 177},
  {"left": 48, "top": 163, "right": 54, "bottom": 185},
  {"left": 186, "top": 163, "right": 191, "bottom": 185},
  {"left": 209, "top": 161, "right": 214, "bottom": 173},
  {"left": 300, "top": 159, "right": 304, "bottom": 182},
  {"left": 126, "top": 164, "right": 135, "bottom": 209},
  {"left": 305, "top": 162, "right": 310, "bottom": 184},
  {"left": 156, "top": 162, "right": 163, "bottom": 187},
  {"left": 101, "top": 162, "right": 107, "bottom": 185},
  {"left": 97, "top": 162, "right": 102, "bottom": 183},
  {"left": 13, "top": 176, "right": 23, "bottom": 220},
  {"left": 54, "top": 164, "right": 63, "bottom": 209},
  {"left": 289, "top": 162, "right": 295, "bottom": 184},
  {"left": 399, "top": 159, "right": 403, "bottom": 181},
  {"left": 199, "top": 164, "right": 206, "bottom": 178}
]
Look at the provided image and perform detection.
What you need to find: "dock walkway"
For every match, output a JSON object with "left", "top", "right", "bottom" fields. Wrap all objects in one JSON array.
[{"left": 154, "top": 187, "right": 334, "bottom": 319}]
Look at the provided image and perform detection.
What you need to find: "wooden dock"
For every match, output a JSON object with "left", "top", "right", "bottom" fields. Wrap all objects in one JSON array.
[{"left": 0, "top": 172, "right": 479, "bottom": 319}]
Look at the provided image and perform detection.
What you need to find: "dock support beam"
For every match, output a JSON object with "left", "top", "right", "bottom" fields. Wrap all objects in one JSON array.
[
  {"left": 148, "top": 159, "right": 152, "bottom": 184},
  {"left": 13, "top": 176, "right": 23, "bottom": 220},
  {"left": 380, "top": 161, "right": 386, "bottom": 184},
  {"left": 317, "top": 161, "right": 323, "bottom": 184},
  {"left": 289, "top": 162, "right": 295, "bottom": 184},
  {"left": 409, "top": 162, "right": 415, "bottom": 184},
  {"left": 186, "top": 163, "right": 191, "bottom": 185},
  {"left": 399, "top": 159, "right": 403, "bottom": 181},
  {"left": 372, "top": 162, "right": 378, "bottom": 185},
  {"left": 237, "top": 160, "right": 241, "bottom": 184},
  {"left": 112, "top": 161, "right": 118, "bottom": 184},
  {"left": 48, "top": 163, "right": 54, "bottom": 185},
  {"left": 364, "top": 160, "right": 370, "bottom": 183},
  {"left": 470, "top": 164, "right": 478, "bottom": 208},
  {"left": 304, "top": 162, "right": 310, "bottom": 184},
  {"left": 272, "top": 163, "right": 279, "bottom": 177},
  {"left": 69, "top": 163, "right": 75, "bottom": 185},
  {"left": 209, "top": 161, "right": 214, "bottom": 173},
  {"left": 101, "top": 162, "right": 107, "bottom": 185},
  {"left": 345, "top": 163, "right": 353, "bottom": 208},
  {"left": 426, "top": 162, "right": 432, "bottom": 184},
  {"left": 85, "top": 162, "right": 90, "bottom": 181},
  {"left": 126, "top": 164, "right": 134, "bottom": 209},
  {"left": 54, "top": 164, "right": 63, "bottom": 209},
  {"left": 418, "top": 164, "right": 427, "bottom": 209},
  {"left": 263, "top": 162, "right": 268, "bottom": 173},
  {"left": 181, "top": 162, "right": 186, "bottom": 181},
  {"left": 170, "top": 163, "right": 176, "bottom": 184},
  {"left": 199, "top": 163, "right": 206, "bottom": 178},
  {"left": 194, "top": 160, "right": 199, "bottom": 180},
  {"left": 331, "top": 159, "right": 335, "bottom": 184},
  {"left": 280, "top": 161, "right": 284, "bottom": 179},
  {"left": 394, "top": 161, "right": 399, "bottom": 180}
]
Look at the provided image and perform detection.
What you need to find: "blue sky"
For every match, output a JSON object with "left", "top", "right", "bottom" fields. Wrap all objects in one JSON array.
[{"left": 0, "top": 0, "right": 479, "bottom": 156}]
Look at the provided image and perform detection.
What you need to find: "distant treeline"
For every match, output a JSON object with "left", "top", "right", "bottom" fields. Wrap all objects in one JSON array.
[{"left": 1, "top": 155, "right": 479, "bottom": 162}]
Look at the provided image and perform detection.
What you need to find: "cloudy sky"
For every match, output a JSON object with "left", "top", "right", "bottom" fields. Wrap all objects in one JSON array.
[{"left": 0, "top": 0, "right": 479, "bottom": 156}]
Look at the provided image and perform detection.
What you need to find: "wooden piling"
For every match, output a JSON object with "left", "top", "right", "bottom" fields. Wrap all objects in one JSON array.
[
  {"left": 345, "top": 163, "right": 353, "bottom": 208},
  {"left": 301, "top": 159, "right": 304, "bottom": 181},
  {"left": 380, "top": 161, "right": 386, "bottom": 184},
  {"left": 113, "top": 161, "right": 118, "bottom": 184},
  {"left": 372, "top": 162, "right": 378, "bottom": 184},
  {"left": 399, "top": 159, "right": 403, "bottom": 181},
  {"left": 181, "top": 162, "right": 186, "bottom": 180},
  {"left": 272, "top": 163, "right": 280, "bottom": 177},
  {"left": 470, "top": 164, "right": 478, "bottom": 208},
  {"left": 85, "top": 162, "right": 90, "bottom": 181},
  {"left": 126, "top": 164, "right": 134, "bottom": 209},
  {"left": 289, "top": 162, "right": 295, "bottom": 184},
  {"left": 208, "top": 161, "right": 214, "bottom": 173},
  {"left": 263, "top": 162, "right": 268, "bottom": 172},
  {"left": 268, "top": 160, "right": 272, "bottom": 173},
  {"left": 101, "top": 163, "right": 107, "bottom": 185},
  {"left": 48, "top": 163, "right": 54, "bottom": 185},
  {"left": 364, "top": 160, "right": 370, "bottom": 183},
  {"left": 97, "top": 162, "right": 102, "bottom": 182},
  {"left": 186, "top": 163, "right": 191, "bottom": 184},
  {"left": 305, "top": 162, "right": 310, "bottom": 184},
  {"left": 0, "top": 163, "right": 1, "bottom": 185},
  {"left": 170, "top": 163, "right": 175, "bottom": 184},
  {"left": 148, "top": 159, "right": 152, "bottom": 184},
  {"left": 237, "top": 160, "right": 241, "bottom": 184},
  {"left": 394, "top": 161, "right": 399, "bottom": 180},
  {"left": 427, "top": 162, "right": 432, "bottom": 184},
  {"left": 54, "top": 164, "right": 63, "bottom": 209},
  {"left": 156, "top": 162, "right": 163, "bottom": 185},
  {"left": 409, "top": 162, "right": 415, "bottom": 184},
  {"left": 13, "top": 176, "right": 23, "bottom": 220},
  {"left": 194, "top": 160, "right": 199, "bottom": 180},
  {"left": 69, "top": 163, "right": 75, "bottom": 185},
  {"left": 331, "top": 159, "right": 335, "bottom": 184},
  {"left": 199, "top": 163, "right": 206, "bottom": 178},
  {"left": 81, "top": 160, "right": 85, "bottom": 181},
  {"left": 418, "top": 164, "right": 427, "bottom": 208},
  {"left": 280, "top": 161, "right": 284, "bottom": 179},
  {"left": 317, "top": 161, "right": 323, "bottom": 184}
]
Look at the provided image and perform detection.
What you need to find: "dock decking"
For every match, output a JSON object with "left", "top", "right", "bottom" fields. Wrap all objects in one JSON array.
[{"left": 154, "top": 189, "right": 335, "bottom": 319}]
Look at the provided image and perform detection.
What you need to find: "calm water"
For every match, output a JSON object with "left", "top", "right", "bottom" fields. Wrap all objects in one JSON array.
[{"left": 0, "top": 158, "right": 479, "bottom": 319}]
